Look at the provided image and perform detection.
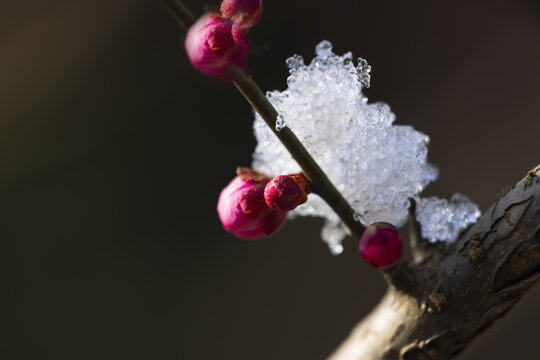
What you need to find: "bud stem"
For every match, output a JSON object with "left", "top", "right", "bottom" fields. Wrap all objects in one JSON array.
[
  {"left": 156, "top": 0, "right": 196, "bottom": 30},
  {"left": 156, "top": 0, "right": 366, "bottom": 239}
]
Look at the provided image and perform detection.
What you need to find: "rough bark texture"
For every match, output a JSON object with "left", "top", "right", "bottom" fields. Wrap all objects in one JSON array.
[{"left": 330, "top": 165, "right": 540, "bottom": 360}]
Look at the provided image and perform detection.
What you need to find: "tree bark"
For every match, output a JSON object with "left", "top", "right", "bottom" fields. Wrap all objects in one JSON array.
[{"left": 330, "top": 165, "right": 540, "bottom": 360}]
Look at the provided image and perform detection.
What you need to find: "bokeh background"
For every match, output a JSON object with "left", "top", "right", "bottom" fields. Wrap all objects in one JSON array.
[{"left": 1, "top": 0, "right": 539, "bottom": 359}]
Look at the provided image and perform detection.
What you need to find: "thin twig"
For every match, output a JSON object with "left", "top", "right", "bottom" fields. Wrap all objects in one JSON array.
[
  {"left": 156, "top": 0, "right": 196, "bottom": 29},
  {"left": 156, "top": 0, "right": 366, "bottom": 239},
  {"left": 407, "top": 198, "right": 426, "bottom": 263},
  {"left": 227, "top": 66, "right": 365, "bottom": 238}
]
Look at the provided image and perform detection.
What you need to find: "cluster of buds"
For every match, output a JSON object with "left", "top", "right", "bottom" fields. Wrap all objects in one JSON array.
[
  {"left": 185, "top": 0, "right": 263, "bottom": 78},
  {"left": 217, "top": 168, "right": 309, "bottom": 239},
  {"left": 186, "top": 2, "right": 406, "bottom": 269},
  {"left": 217, "top": 169, "right": 402, "bottom": 268}
]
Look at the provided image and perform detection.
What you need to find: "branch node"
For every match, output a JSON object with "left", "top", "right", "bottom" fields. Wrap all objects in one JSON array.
[
  {"left": 524, "top": 170, "right": 537, "bottom": 188},
  {"left": 382, "top": 261, "right": 422, "bottom": 297},
  {"left": 468, "top": 234, "right": 484, "bottom": 263},
  {"left": 427, "top": 292, "right": 447, "bottom": 313}
]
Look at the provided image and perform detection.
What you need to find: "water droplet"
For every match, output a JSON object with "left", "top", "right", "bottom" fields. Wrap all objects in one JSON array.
[
  {"left": 342, "top": 51, "right": 353, "bottom": 65},
  {"left": 275, "top": 115, "right": 285, "bottom": 131},
  {"left": 357, "top": 58, "right": 371, "bottom": 88},
  {"left": 286, "top": 54, "right": 304, "bottom": 70},
  {"left": 353, "top": 212, "right": 366, "bottom": 223},
  {"left": 315, "top": 40, "right": 333, "bottom": 59},
  {"left": 329, "top": 244, "right": 343, "bottom": 255}
]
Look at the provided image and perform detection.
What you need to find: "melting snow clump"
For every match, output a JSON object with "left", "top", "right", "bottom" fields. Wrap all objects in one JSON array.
[
  {"left": 251, "top": 40, "right": 480, "bottom": 252},
  {"left": 415, "top": 194, "right": 481, "bottom": 243}
]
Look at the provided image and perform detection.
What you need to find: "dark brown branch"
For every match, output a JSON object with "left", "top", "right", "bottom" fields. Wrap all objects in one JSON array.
[{"left": 330, "top": 165, "right": 540, "bottom": 360}]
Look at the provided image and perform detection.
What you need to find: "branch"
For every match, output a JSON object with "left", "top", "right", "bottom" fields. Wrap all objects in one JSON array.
[
  {"left": 330, "top": 165, "right": 540, "bottom": 360},
  {"left": 156, "top": 3, "right": 540, "bottom": 358},
  {"left": 227, "top": 67, "right": 365, "bottom": 238}
]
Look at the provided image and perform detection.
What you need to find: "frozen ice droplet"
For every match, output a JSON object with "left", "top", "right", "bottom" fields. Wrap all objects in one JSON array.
[
  {"left": 357, "top": 57, "right": 371, "bottom": 88},
  {"left": 342, "top": 51, "right": 353, "bottom": 65},
  {"left": 275, "top": 115, "right": 285, "bottom": 131},
  {"left": 315, "top": 40, "right": 333, "bottom": 59},
  {"left": 321, "top": 220, "right": 347, "bottom": 255},
  {"left": 286, "top": 54, "right": 304, "bottom": 70},
  {"left": 353, "top": 212, "right": 366, "bottom": 223},
  {"left": 329, "top": 244, "right": 343, "bottom": 255},
  {"left": 426, "top": 164, "right": 439, "bottom": 183}
]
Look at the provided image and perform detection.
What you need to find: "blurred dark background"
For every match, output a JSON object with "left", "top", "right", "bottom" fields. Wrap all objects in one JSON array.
[{"left": 1, "top": 0, "right": 539, "bottom": 359}]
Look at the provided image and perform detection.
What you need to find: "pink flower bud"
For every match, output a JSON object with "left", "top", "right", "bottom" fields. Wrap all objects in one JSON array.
[
  {"left": 217, "top": 168, "right": 288, "bottom": 239},
  {"left": 185, "top": 14, "right": 248, "bottom": 78},
  {"left": 220, "top": 0, "right": 263, "bottom": 41},
  {"left": 264, "top": 174, "right": 310, "bottom": 211},
  {"left": 359, "top": 222, "right": 403, "bottom": 268}
]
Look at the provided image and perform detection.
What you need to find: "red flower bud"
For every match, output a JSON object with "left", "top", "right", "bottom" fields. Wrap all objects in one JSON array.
[
  {"left": 185, "top": 14, "right": 248, "bottom": 78},
  {"left": 220, "top": 0, "right": 263, "bottom": 42},
  {"left": 264, "top": 174, "right": 310, "bottom": 211},
  {"left": 358, "top": 222, "right": 403, "bottom": 268},
  {"left": 217, "top": 168, "right": 287, "bottom": 239}
]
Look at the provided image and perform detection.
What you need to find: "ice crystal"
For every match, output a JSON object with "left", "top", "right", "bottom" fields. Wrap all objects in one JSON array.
[
  {"left": 251, "top": 40, "right": 478, "bottom": 252},
  {"left": 415, "top": 194, "right": 481, "bottom": 243}
]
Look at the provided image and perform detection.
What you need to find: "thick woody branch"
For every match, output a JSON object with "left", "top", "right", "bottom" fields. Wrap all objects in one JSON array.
[{"left": 330, "top": 165, "right": 540, "bottom": 360}]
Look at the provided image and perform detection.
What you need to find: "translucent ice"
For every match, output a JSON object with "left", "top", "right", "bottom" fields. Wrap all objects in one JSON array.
[
  {"left": 321, "top": 220, "right": 347, "bottom": 255},
  {"left": 415, "top": 193, "right": 481, "bottom": 243},
  {"left": 251, "top": 40, "right": 440, "bottom": 252}
]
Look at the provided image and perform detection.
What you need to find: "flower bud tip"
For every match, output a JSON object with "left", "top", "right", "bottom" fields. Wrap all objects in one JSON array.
[
  {"left": 185, "top": 14, "right": 248, "bottom": 79},
  {"left": 264, "top": 174, "right": 309, "bottom": 211},
  {"left": 217, "top": 168, "right": 287, "bottom": 239},
  {"left": 221, "top": 0, "right": 263, "bottom": 30},
  {"left": 358, "top": 222, "right": 403, "bottom": 268}
]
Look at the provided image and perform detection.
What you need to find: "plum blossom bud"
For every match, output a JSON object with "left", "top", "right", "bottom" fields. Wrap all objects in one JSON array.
[
  {"left": 220, "top": 0, "right": 263, "bottom": 41},
  {"left": 185, "top": 14, "right": 248, "bottom": 78},
  {"left": 217, "top": 168, "right": 287, "bottom": 239},
  {"left": 264, "top": 174, "right": 310, "bottom": 211},
  {"left": 358, "top": 222, "right": 403, "bottom": 268}
]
